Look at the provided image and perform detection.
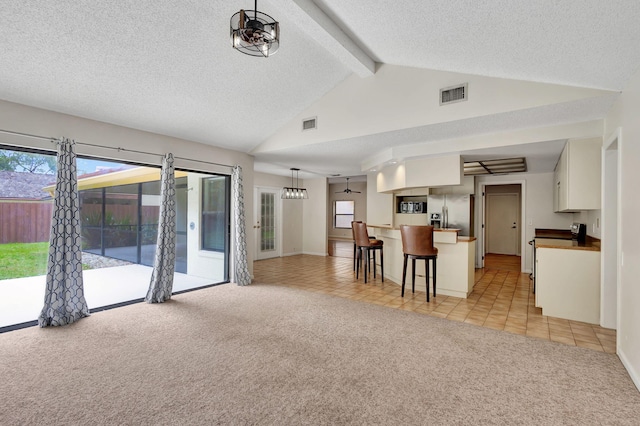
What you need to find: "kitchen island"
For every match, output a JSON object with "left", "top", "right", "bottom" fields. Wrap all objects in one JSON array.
[{"left": 368, "top": 225, "right": 476, "bottom": 298}]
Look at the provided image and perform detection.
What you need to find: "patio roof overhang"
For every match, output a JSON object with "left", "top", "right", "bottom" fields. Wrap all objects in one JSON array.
[{"left": 42, "top": 167, "right": 188, "bottom": 196}]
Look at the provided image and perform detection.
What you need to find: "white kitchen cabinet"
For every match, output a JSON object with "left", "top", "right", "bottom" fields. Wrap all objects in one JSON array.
[
  {"left": 535, "top": 247, "right": 600, "bottom": 324},
  {"left": 367, "top": 173, "right": 393, "bottom": 226},
  {"left": 553, "top": 138, "right": 601, "bottom": 212}
]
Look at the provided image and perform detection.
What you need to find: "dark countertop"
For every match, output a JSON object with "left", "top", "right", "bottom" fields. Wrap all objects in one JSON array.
[
  {"left": 535, "top": 228, "right": 573, "bottom": 239},
  {"left": 535, "top": 238, "right": 600, "bottom": 252}
]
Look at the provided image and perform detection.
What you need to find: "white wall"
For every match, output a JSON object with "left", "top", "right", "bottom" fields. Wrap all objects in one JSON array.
[
  {"left": 302, "top": 177, "right": 328, "bottom": 256},
  {"left": 604, "top": 67, "right": 640, "bottom": 390},
  {"left": 328, "top": 181, "right": 367, "bottom": 239},
  {"left": 0, "top": 99, "right": 255, "bottom": 279},
  {"left": 475, "top": 172, "right": 574, "bottom": 272},
  {"left": 255, "top": 64, "right": 615, "bottom": 154},
  {"left": 253, "top": 172, "right": 303, "bottom": 256}
]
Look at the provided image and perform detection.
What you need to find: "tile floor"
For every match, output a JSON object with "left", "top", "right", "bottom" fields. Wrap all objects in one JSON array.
[{"left": 253, "top": 242, "right": 616, "bottom": 353}]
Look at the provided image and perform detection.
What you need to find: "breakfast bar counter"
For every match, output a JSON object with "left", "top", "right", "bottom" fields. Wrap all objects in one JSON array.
[{"left": 367, "top": 225, "right": 476, "bottom": 298}]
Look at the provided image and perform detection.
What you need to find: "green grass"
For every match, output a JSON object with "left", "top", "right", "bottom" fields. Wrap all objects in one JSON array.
[
  {"left": 0, "top": 242, "right": 93, "bottom": 280},
  {"left": 0, "top": 242, "right": 49, "bottom": 280}
]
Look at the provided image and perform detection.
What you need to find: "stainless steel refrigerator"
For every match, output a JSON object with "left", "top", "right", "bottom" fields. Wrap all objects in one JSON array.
[{"left": 427, "top": 194, "right": 475, "bottom": 237}]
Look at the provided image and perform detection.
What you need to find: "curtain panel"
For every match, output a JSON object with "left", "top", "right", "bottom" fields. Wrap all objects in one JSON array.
[
  {"left": 232, "top": 166, "right": 251, "bottom": 286},
  {"left": 38, "top": 138, "right": 90, "bottom": 327},
  {"left": 145, "top": 153, "right": 177, "bottom": 303}
]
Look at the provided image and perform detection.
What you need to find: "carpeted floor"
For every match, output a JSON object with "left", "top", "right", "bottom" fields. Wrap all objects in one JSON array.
[{"left": 1, "top": 282, "right": 638, "bottom": 425}]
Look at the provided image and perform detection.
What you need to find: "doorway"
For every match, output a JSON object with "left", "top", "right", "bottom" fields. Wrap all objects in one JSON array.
[
  {"left": 254, "top": 187, "right": 281, "bottom": 260},
  {"left": 482, "top": 184, "right": 523, "bottom": 267}
]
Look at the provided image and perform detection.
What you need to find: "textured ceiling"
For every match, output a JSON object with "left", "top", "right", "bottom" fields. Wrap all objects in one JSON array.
[
  {"left": 314, "top": 0, "right": 640, "bottom": 91},
  {"left": 2, "top": 1, "right": 640, "bottom": 179},
  {"left": 0, "top": 1, "right": 350, "bottom": 152}
]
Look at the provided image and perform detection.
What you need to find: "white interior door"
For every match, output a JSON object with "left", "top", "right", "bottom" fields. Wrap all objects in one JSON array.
[
  {"left": 254, "top": 187, "right": 281, "bottom": 260},
  {"left": 486, "top": 193, "right": 519, "bottom": 255}
]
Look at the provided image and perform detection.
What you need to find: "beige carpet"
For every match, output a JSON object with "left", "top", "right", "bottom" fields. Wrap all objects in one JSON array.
[{"left": 1, "top": 282, "right": 638, "bottom": 425}]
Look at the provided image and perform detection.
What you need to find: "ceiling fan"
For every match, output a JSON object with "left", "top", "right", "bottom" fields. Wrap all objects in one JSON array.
[{"left": 335, "top": 178, "right": 361, "bottom": 194}]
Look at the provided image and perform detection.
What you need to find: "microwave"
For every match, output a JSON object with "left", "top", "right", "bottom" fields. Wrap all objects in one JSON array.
[{"left": 400, "top": 201, "right": 425, "bottom": 214}]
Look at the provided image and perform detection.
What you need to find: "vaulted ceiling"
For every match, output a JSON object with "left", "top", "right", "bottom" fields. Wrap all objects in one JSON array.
[{"left": 2, "top": 1, "right": 639, "bottom": 180}]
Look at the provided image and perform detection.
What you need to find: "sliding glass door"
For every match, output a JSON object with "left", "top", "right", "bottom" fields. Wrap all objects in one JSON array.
[{"left": 0, "top": 144, "right": 231, "bottom": 329}]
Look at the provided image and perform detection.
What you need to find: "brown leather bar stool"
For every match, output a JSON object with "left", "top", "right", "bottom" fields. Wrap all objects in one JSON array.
[
  {"left": 353, "top": 222, "right": 384, "bottom": 284},
  {"left": 351, "top": 220, "right": 377, "bottom": 271},
  {"left": 399, "top": 225, "right": 438, "bottom": 302}
]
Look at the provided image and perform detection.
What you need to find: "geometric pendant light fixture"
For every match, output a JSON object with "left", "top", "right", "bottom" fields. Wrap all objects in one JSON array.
[
  {"left": 230, "top": 0, "right": 280, "bottom": 57},
  {"left": 281, "top": 168, "right": 308, "bottom": 199}
]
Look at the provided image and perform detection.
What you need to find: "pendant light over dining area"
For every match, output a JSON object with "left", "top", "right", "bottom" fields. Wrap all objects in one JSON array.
[{"left": 281, "top": 168, "right": 308, "bottom": 199}]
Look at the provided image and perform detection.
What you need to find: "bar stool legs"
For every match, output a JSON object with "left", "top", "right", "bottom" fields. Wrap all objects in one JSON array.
[
  {"left": 356, "top": 246, "right": 384, "bottom": 284},
  {"left": 401, "top": 254, "right": 437, "bottom": 302},
  {"left": 353, "top": 242, "right": 358, "bottom": 271}
]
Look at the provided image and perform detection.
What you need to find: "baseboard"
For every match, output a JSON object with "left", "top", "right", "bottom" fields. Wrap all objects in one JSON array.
[
  {"left": 281, "top": 251, "right": 302, "bottom": 257},
  {"left": 618, "top": 347, "right": 640, "bottom": 392}
]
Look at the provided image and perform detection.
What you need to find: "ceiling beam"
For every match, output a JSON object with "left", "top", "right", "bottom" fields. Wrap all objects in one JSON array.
[{"left": 280, "top": 0, "right": 376, "bottom": 77}]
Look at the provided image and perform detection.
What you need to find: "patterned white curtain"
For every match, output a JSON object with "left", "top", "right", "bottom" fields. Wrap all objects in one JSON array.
[
  {"left": 145, "top": 153, "right": 177, "bottom": 303},
  {"left": 232, "top": 166, "right": 251, "bottom": 286},
  {"left": 38, "top": 138, "right": 90, "bottom": 327}
]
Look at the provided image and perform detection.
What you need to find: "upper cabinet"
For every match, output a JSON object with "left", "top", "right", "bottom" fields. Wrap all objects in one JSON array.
[
  {"left": 367, "top": 173, "right": 393, "bottom": 226},
  {"left": 553, "top": 138, "right": 601, "bottom": 212}
]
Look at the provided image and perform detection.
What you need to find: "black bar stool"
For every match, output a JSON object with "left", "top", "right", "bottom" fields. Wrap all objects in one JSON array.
[
  {"left": 353, "top": 222, "right": 384, "bottom": 284},
  {"left": 351, "top": 221, "right": 362, "bottom": 271},
  {"left": 399, "top": 225, "right": 438, "bottom": 302}
]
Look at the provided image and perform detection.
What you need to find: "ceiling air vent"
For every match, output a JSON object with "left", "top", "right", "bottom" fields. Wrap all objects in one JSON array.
[
  {"left": 302, "top": 117, "right": 317, "bottom": 131},
  {"left": 440, "top": 83, "right": 468, "bottom": 105}
]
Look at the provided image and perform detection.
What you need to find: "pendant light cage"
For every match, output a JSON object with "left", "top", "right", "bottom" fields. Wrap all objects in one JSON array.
[
  {"left": 282, "top": 168, "right": 308, "bottom": 199},
  {"left": 230, "top": 1, "right": 280, "bottom": 57}
]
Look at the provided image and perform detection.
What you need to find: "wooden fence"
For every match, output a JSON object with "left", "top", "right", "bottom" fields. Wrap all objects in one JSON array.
[
  {"left": 1, "top": 200, "right": 161, "bottom": 245},
  {"left": 0, "top": 201, "right": 53, "bottom": 244}
]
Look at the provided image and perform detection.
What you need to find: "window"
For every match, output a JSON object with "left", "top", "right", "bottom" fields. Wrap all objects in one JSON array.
[
  {"left": 335, "top": 200, "right": 355, "bottom": 229},
  {"left": 201, "top": 175, "right": 230, "bottom": 251}
]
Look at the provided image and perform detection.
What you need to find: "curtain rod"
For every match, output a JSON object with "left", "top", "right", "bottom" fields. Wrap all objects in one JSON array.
[
  {"left": 0, "top": 128, "right": 234, "bottom": 169},
  {"left": 0, "top": 128, "right": 56, "bottom": 142}
]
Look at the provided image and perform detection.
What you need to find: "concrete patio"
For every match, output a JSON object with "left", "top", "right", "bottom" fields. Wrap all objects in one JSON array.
[{"left": 0, "top": 265, "right": 216, "bottom": 329}]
